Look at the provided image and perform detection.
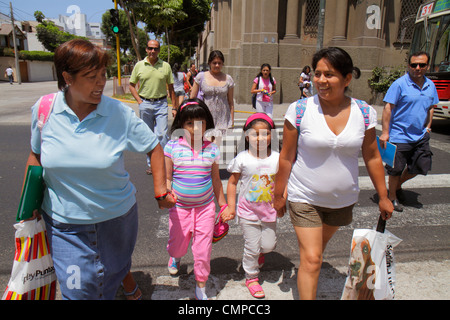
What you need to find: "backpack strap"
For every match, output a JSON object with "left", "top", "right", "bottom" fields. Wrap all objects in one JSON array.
[
  {"left": 37, "top": 93, "right": 57, "bottom": 131},
  {"left": 295, "top": 98, "right": 308, "bottom": 134},
  {"left": 295, "top": 97, "right": 370, "bottom": 134},
  {"left": 354, "top": 99, "right": 371, "bottom": 130}
]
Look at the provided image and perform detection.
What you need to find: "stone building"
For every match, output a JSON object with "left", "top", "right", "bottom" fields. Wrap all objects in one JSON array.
[{"left": 197, "top": 0, "right": 426, "bottom": 105}]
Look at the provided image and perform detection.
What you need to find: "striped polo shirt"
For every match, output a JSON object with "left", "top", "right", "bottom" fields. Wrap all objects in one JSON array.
[{"left": 164, "top": 138, "right": 220, "bottom": 208}]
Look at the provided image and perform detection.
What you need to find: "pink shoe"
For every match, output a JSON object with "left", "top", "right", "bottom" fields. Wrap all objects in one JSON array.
[{"left": 245, "top": 278, "right": 265, "bottom": 299}]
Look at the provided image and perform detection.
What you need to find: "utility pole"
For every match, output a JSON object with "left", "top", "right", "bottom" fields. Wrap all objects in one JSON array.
[
  {"left": 316, "top": 0, "right": 326, "bottom": 51},
  {"left": 9, "top": 2, "right": 21, "bottom": 84}
]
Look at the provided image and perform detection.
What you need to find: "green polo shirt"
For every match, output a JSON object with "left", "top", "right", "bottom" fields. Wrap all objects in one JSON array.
[{"left": 130, "top": 58, "right": 174, "bottom": 99}]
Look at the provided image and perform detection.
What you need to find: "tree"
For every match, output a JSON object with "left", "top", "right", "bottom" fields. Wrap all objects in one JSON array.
[
  {"left": 118, "top": 0, "right": 143, "bottom": 60},
  {"left": 159, "top": 44, "right": 184, "bottom": 65},
  {"left": 34, "top": 11, "right": 45, "bottom": 23},
  {"left": 170, "top": 0, "right": 212, "bottom": 53},
  {"left": 133, "top": 0, "right": 187, "bottom": 62},
  {"left": 34, "top": 11, "right": 86, "bottom": 52}
]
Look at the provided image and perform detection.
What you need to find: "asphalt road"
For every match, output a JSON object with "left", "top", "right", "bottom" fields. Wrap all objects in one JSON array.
[{"left": 0, "top": 80, "right": 448, "bottom": 301}]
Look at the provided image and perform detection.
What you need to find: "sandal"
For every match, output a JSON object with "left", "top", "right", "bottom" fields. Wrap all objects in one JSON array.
[
  {"left": 123, "top": 283, "right": 142, "bottom": 300},
  {"left": 245, "top": 278, "right": 265, "bottom": 299}
]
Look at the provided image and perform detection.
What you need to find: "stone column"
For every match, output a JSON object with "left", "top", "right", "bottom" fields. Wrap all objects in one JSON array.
[
  {"left": 331, "top": 0, "right": 348, "bottom": 42},
  {"left": 284, "top": 0, "right": 299, "bottom": 40}
]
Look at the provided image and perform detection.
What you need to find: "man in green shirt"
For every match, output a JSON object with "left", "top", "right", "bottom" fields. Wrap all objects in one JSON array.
[{"left": 130, "top": 40, "right": 177, "bottom": 174}]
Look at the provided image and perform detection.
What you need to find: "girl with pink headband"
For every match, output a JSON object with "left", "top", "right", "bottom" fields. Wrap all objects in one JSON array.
[{"left": 223, "top": 113, "right": 285, "bottom": 298}]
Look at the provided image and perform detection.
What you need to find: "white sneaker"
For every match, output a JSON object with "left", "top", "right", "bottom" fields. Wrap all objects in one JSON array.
[{"left": 168, "top": 257, "right": 180, "bottom": 275}]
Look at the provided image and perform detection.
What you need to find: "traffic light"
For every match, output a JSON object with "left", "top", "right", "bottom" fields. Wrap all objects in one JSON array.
[{"left": 110, "top": 9, "right": 119, "bottom": 34}]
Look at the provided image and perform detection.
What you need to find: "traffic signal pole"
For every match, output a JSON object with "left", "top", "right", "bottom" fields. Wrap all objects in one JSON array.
[{"left": 114, "top": 0, "right": 122, "bottom": 88}]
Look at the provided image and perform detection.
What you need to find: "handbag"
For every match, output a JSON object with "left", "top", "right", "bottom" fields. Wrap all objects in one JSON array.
[
  {"left": 2, "top": 219, "right": 57, "bottom": 300},
  {"left": 341, "top": 216, "right": 402, "bottom": 300},
  {"left": 213, "top": 205, "right": 229, "bottom": 243}
]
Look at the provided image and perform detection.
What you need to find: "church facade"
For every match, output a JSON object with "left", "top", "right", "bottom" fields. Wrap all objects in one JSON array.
[{"left": 196, "top": 0, "right": 426, "bottom": 104}]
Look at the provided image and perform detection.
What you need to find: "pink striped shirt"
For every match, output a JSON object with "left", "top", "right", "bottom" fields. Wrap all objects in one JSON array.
[{"left": 164, "top": 138, "right": 220, "bottom": 208}]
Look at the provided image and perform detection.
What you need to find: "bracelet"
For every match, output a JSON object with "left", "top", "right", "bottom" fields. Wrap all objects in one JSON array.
[
  {"left": 155, "top": 191, "right": 170, "bottom": 201},
  {"left": 172, "top": 108, "right": 177, "bottom": 111}
]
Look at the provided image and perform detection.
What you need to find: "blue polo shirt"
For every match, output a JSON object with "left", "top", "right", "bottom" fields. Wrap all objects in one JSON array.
[
  {"left": 383, "top": 73, "right": 438, "bottom": 143},
  {"left": 31, "top": 92, "right": 159, "bottom": 224}
]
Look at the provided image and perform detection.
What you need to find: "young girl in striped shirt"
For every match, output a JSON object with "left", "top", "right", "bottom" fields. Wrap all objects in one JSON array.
[{"left": 164, "top": 98, "right": 231, "bottom": 300}]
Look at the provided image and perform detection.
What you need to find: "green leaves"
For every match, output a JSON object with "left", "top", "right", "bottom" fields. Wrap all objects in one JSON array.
[{"left": 368, "top": 66, "right": 405, "bottom": 94}]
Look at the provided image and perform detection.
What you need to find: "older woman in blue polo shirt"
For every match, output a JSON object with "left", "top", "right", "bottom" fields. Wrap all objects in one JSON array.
[{"left": 24, "top": 39, "right": 176, "bottom": 299}]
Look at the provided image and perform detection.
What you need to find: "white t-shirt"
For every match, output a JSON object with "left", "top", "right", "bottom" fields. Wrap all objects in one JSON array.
[
  {"left": 173, "top": 72, "right": 185, "bottom": 93},
  {"left": 227, "top": 150, "right": 279, "bottom": 222},
  {"left": 284, "top": 95, "right": 377, "bottom": 208}
]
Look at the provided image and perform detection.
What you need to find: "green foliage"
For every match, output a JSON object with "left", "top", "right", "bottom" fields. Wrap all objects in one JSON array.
[
  {"left": 138, "top": 0, "right": 187, "bottom": 34},
  {"left": 1, "top": 47, "right": 55, "bottom": 62},
  {"left": 0, "top": 47, "right": 14, "bottom": 57},
  {"left": 368, "top": 66, "right": 405, "bottom": 94},
  {"left": 19, "top": 51, "right": 54, "bottom": 61},
  {"left": 159, "top": 45, "right": 183, "bottom": 65},
  {"left": 170, "top": 0, "right": 212, "bottom": 50}
]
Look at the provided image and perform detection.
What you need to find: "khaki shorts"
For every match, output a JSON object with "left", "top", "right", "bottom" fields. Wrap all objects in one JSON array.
[{"left": 289, "top": 202, "right": 355, "bottom": 228}]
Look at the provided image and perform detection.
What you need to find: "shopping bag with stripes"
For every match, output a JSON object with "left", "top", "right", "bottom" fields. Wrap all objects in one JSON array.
[{"left": 2, "top": 218, "right": 56, "bottom": 300}]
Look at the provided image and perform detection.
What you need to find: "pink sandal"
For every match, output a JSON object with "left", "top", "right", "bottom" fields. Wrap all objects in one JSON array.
[{"left": 245, "top": 278, "right": 265, "bottom": 299}]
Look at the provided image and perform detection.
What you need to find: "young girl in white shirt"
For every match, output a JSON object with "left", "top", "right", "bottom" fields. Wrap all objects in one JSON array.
[{"left": 223, "top": 113, "right": 285, "bottom": 299}]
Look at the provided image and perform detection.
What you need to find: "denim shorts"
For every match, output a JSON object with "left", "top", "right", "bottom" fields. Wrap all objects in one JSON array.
[{"left": 43, "top": 203, "right": 138, "bottom": 300}]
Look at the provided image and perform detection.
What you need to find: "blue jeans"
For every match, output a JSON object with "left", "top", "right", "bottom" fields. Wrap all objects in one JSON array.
[
  {"left": 139, "top": 99, "right": 169, "bottom": 166},
  {"left": 43, "top": 203, "right": 138, "bottom": 300}
]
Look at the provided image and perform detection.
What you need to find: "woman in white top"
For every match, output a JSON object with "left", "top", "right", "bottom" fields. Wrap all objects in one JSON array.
[
  {"left": 298, "top": 65, "right": 312, "bottom": 98},
  {"left": 172, "top": 63, "right": 187, "bottom": 107},
  {"left": 274, "top": 47, "right": 393, "bottom": 300},
  {"left": 250, "top": 64, "right": 277, "bottom": 118}
]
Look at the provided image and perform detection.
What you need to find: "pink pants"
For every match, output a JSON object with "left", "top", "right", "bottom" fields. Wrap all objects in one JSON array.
[{"left": 167, "top": 201, "right": 216, "bottom": 282}]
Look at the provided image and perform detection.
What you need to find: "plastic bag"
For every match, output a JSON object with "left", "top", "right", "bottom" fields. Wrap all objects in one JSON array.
[
  {"left": 2, "top": 218, "right": 57, "bottom": 300},
  {"left": 341, "top": 221, "right": 402, "bottom": 300}
]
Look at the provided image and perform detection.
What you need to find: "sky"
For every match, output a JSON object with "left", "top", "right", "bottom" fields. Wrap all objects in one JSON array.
[{"left": 2, "top": 0, "right": 116, "bottom": 23}]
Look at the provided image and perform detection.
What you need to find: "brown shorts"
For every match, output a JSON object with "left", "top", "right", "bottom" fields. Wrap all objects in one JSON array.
[{"left": 289, "top": 202, "right": 355, "bottom": 228}]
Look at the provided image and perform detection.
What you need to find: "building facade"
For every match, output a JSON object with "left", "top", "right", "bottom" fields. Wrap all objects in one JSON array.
[{"left": 197, "top": 0, "right": 426, "bottom": 104}]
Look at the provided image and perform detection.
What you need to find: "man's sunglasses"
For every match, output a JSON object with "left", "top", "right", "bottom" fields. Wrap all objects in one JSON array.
[
  {"left": 410, "top": 63, "right": 428, "bottom": 68},
  {"left": 147, "top": 47, "right": 160, "bottom": 51}
]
